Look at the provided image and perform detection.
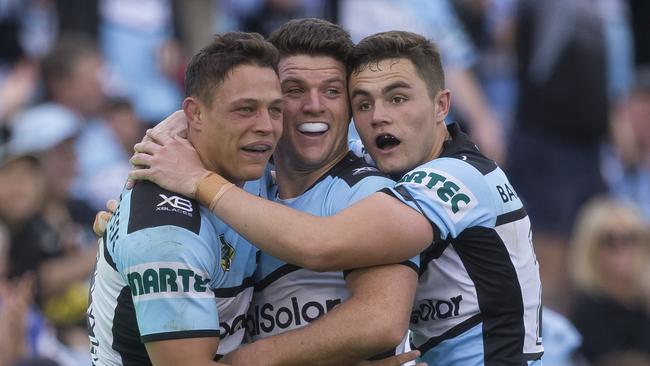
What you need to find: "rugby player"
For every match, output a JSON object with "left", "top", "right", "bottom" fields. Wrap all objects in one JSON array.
[
  {"left": 223, "top": 19, "right": 419, "bottom": 365},
  {"left": 87, "top": 32, "right": 283, "bottom": 366},
  {"left": 131, "top": 31, "right": 544, "bottom": 366}
]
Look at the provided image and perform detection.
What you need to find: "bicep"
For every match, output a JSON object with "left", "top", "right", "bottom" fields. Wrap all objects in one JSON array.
[{"left": 146, "top": 337, "right": 223, "bottom": 366}]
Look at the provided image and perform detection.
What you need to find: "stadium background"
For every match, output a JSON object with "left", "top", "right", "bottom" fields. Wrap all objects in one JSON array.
[{"left": 0, "top": 0, "right": 648, "bottom": 365}]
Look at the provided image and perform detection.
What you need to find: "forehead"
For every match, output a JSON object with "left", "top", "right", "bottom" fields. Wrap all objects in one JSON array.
[
  {"left": 350, "top": 58, "right": 423, "bottom": 93},
  {"left": 278, "top": 55, "right": 346, "bottom": 84},
  {"left": 214, "top": 64, "right": 282, "bottom": 103}
]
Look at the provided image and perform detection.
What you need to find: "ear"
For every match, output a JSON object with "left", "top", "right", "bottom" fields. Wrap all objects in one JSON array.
[
  {"left": 434, "top": 89, "right": 451, "bottom": 124},
  {"left": 183, "top": 97, "right": 203, "bottom": 132}
]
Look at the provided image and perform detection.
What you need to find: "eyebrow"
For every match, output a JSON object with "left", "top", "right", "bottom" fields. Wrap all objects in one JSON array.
[
  {"left": 351, "top": 80, "right": 412, "bottom": 100},
  {"left": 382, "top": 81, "right": 411, "bottom": 94},
  {"left": 282, "top": 76, "right": 344, "bottom": 84}
]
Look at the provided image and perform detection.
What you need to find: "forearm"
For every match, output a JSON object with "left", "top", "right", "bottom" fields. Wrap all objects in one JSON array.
[
  {"left": 230, "top": 265, "right": 416, "bottom": 366},
  {"left": 211, "top": 188, "right": 431, "bottom": 271}
]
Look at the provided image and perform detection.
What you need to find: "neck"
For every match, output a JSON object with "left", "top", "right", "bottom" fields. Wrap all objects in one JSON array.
[
  {"left": 430, "top": 127, "right": 451, "bottom": 160},
  {"left": 274, "top": 149, "right": 347, "bottom": 199}
]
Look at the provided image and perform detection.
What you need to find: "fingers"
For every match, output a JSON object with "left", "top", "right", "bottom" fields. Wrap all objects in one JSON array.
[
  {"left": 146, "top": 128, "right": 174, "bottom": 145},
  {"left": 93, "top": 211, "right": 113, "bottom": 236},
  {"left": 134, "top": 140, "right": 161, "bottom": 154},
  {"left": 128, "top": 167, "right": 155, "bottom": 183},
  {"left": 125, "top": 177, "right": 137, "bottom": 190},
  {"left": 389, "top": 350, "right": 421, "bottom": 366},
  {"left": 130, "top": 152, "right": 154, "bottom": 168},
  {"left": 106, "top": 199, "right": 119, "bottom": 213}
]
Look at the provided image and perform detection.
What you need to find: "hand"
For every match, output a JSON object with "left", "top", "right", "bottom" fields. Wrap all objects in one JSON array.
[
  {"left": 354, "top": 350, "right": 426, "bottom": 366},
  {"left": 92, "top": 199, "right": 118, "bottom": 236},
  {"left": 126, "top": 110, "right": 189, "bottom": 189},
  {"left": 129, "top": 129, "right": 210, "bottom": 198}
]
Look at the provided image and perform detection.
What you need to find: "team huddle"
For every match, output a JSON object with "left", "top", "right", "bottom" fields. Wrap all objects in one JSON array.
[{"left": 87, "top": 18, "right": 544, "bottom": 366}]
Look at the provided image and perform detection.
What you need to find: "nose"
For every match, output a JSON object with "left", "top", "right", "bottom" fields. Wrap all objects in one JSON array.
[
  {"left": 371, "top": 100, "right": 391, "bottom": 128},
  {"left": 302, "top": 89, "right": 325, "bottom": 115},
  {"left": 254, "top": 109, "right": 275, "bottom": 135}
]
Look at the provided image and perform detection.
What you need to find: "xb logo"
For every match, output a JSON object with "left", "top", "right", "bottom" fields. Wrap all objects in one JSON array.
[
  {"left": 158, "top": 194, "right": 193, "bottom": 212},
  {"left": 219, "top": 234, "right": 235, "bottom": 271}
]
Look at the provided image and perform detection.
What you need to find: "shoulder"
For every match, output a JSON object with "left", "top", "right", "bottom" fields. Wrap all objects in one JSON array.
[
  {"left": 126, "top": 181, "right": 202, "bottom": 236},
  {"left": 330, "top": 152, "right": 393, "bottom": 188}
]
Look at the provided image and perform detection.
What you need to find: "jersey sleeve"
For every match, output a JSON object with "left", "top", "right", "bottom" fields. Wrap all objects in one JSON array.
[
  {"left": 114, "top": 226, "right": 222, "bottom": 342},
  {"left": 380, "top": 158, "right": 495, "bottom": 241}
]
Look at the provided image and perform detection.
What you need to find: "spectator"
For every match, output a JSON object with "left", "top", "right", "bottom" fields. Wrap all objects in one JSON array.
[
  {"left": 5, "top": 103, "right": 97, "bottom": 359},
  {"left": 509, "top": 0, "right": 628, "bottom": 314},
  {"left": 570, "top": 196, "right": 650, "bottom": 364},
  {"left": 603, "top": 67, "right": 650, "bottom": 221}
]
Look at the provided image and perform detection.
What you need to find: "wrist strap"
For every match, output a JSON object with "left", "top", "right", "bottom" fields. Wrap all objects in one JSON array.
[{"left": 195, "top": 172, "right": 235, "bottom": 210}]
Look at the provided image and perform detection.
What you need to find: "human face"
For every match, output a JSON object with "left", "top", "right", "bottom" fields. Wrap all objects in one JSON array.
[
  {"left": 188, "top": 64, "right": 283, "bottom": 184},
  {"left": 0, "top": 157, "right": 45, "bottom": 224},
  {"left": 596, "top": 225, "right": 646, "bottom": 283},
  {"left": 349, "top": 58, "right": 450, "bottom": 176},
  {"left": 275, "top": 55, "right": 350, "bottom": 173}
]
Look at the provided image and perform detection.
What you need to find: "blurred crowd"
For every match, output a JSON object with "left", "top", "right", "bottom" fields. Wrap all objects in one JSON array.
[{"left": 0, "top": 0, "right": 648, "bottom": 365}]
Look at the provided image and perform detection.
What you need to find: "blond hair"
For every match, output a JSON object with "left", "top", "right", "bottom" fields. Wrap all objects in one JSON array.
[{"left": 570, "top": 196, "right": 649, "bottom": 295}]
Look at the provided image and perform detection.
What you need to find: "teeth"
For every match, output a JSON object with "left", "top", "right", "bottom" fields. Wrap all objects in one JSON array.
[{"left": 298, "top": 122, "right": 328, "bottom": 133}]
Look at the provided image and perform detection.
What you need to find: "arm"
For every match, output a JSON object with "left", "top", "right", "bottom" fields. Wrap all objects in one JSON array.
[
  {"left": 225, "top": 264, "right": 418, "bottom": 366},
  {"left": 129, "top": 133, "right": 433, "bottom": 271},
  {"left": 146, "top": 337, "right": 229, "bottom": 366}
]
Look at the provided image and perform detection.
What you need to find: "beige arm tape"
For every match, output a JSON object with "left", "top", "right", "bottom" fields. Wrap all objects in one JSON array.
[{"left": 194, "top": 172, "right": 235, "bottom": 211}]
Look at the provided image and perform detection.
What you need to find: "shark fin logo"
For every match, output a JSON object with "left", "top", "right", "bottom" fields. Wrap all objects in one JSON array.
[{"left": 219, "top": 234, "right": 235, "bottom": 271}]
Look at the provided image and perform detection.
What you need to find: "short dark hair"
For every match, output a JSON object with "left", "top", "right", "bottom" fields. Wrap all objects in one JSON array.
[
  {"left": 268, "top": 18, "right": 353, "bottom": 65},
  {"left": 184, "top": 32, "right": 279, "bottom": 105},
  {"left": 349, "top": 31, "right": 445, "bottom": 98}
]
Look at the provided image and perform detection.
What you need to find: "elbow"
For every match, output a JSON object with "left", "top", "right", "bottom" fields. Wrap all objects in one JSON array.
[
  {"left": 297, "top": 245, "right": 340, "bottom": 272},
  {"left": 381, "top": 322, "right": 409, "bottom": 350},
  {"left": 294, "top": 229, "right": 345, "bottom": 272},
  {"left": 362, "top": 315, "right": 410, "bottom": 351}
]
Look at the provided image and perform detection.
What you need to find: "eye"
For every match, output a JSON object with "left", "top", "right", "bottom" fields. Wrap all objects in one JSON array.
[
  {"left": 324, "top": 88, "right": 341, "bottom": 96},
  {"left": 391, "top": 96, "right": 407, "bottom": 104},
  {"left": 269, "top": 106, "right": 283, "bottom": 116},
  {"left": 356, "top": 101, "right": 372, "bottom": 112},
  {"left": 285, "top": 88, "right": 303, "bottom": 96},
  {"left": 238, "top": 106, "right": 254, "bottom": 113}
]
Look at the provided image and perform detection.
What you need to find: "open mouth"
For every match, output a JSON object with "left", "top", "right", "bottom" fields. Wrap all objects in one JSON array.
[
  {"left": 297, "top": 122, "right": 329, "bottom": 137},
  {"left": 376, "top": 134, "right": 401, "bottom": 150}
]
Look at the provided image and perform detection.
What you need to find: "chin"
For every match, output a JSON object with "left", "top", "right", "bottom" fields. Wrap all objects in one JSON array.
[{"left": 238, "top": 165, "right": 267, "bottom": 182}]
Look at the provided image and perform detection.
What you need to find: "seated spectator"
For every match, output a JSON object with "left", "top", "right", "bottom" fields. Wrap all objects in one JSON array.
[
  {"left": 3, "top": 103, "right": 97, "bottom": 358},
  {"left": 570, "top": 196, "right": 650, "bottom": 364}
]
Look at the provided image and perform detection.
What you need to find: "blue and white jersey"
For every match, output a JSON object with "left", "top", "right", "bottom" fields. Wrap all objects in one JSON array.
[
  {"left": 87, "top": 181, "right": 259, "bottom": 366},
  {"left": 248, "top": 153, "right": 419, "bottom": 355},
  {"left": 380, "top": 123, "right": 544, "bottom": 366}
]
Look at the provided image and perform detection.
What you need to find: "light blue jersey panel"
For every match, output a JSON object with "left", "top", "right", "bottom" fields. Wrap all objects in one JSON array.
[
  {"left": 88, "top": 180, "right": 260, "bottom": 365},
  {"left": 249, "top": 153, "right": 419, "bottom": 342},
  {"left": 391, "top": 157, "right": 496, "bottom": 240}
]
